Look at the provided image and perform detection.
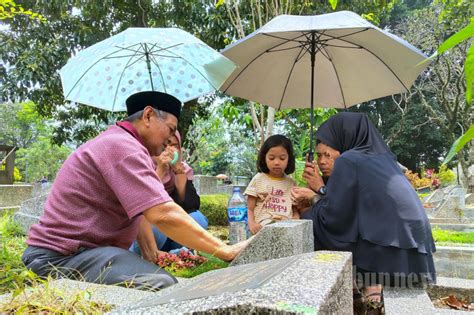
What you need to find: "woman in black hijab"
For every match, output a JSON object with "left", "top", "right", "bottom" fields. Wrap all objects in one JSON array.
[{"left": 292, "top": 112, "right": 436, "bottom": 305}]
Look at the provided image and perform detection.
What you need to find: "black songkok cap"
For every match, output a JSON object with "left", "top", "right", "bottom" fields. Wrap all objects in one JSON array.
[{"left": 125, "top": 91, "right": 181, "bottom": 119}]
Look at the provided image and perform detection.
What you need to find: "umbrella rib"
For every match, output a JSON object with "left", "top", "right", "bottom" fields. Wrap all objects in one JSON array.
[
  {"left": 152, "top": 47, "right": 219, "bottom": 91},
  {"left": 263, "top": 32, "right": 315, "bottom": 45},
  {"left": 103, "top": 54, "right": 146, "bottom": 59},
  {"left": 124, "top": 53, "right": 147, "bottom": 69},
  {"left": 111, "top": 43, "right": 144, "bottom": 54},
  {"left": 320, "top": 43, "right": 362, "bottom": 49},
  {"left": 148, "top": 53, "right": 168, "bottom": 93},
  {"left": 147, "top": 42, "right": 184, "bottom": 54},
  {"left": 223, "top": 34, "right": 305, "bottom": 93},
  {"left": 267, "top": 44, "right": 307, "bottom": 53},
  {"left": 315, "top": 28, "right": 370, "bottom": 44},
  {"left": 321, "top": 45, "right": 347, "bottom": 108},
  {"left": 305, "top": 28, "right": 409, "bottom": 93},
  {"left": 112, "top": 46, "right": 143, "bottom": 111},
  {"left": 278, "top": 45, "right": 307, "bottom": 111},
  {"left": 323, "top": 31, "right": 410, "bottom": 92},
  {"left": 64, "top": 46, "right": 129, "bottom": 98}
]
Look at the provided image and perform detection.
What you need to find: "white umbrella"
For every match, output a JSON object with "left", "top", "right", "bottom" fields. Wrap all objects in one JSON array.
[
  {"left": 220, "top": 11, "right": 428, "bottom": 157},
  {"left": 60, "top": 28, "right": 235, "bottom": 112}
]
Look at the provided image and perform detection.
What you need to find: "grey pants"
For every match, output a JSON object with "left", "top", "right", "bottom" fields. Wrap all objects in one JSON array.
[{"left": 22, "top": 245, "right": 177, "bottom": 291}]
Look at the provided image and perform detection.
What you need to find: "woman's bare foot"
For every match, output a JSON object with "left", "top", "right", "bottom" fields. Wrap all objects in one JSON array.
[{"left": 364, "top": 284, "right": 383, "bottom": 303}]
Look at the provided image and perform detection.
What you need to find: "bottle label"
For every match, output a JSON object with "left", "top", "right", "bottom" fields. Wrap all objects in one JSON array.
[{"left": 228, "top": 206, "right": 247, "bottom": 222}]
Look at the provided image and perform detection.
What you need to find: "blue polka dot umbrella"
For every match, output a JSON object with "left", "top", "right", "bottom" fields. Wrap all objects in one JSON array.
[{"left": 60, "top": 27, "right": 236, "bottom": 111}]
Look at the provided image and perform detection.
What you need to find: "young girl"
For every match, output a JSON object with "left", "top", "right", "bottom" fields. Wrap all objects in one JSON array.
[{"left": 244, "top": 134, "right": 299, "bottom": 235}]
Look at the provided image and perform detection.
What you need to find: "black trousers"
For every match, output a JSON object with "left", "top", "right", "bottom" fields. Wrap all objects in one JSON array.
[{"left": 22, "top": 245, "right": 177, "bottom": 291}]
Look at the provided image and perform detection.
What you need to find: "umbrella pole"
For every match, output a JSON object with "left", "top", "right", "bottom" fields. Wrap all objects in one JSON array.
[
  {"left": 144, "top": 43, "right": 155, "bottom": 91},
  {"left": 309, "top": 31, "right": 316, "bottom": 162}
]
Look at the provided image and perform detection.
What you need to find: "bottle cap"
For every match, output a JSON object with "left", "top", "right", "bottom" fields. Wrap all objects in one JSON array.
[{"left": 232, "top": 186, "right": 240, "bottom": 192}]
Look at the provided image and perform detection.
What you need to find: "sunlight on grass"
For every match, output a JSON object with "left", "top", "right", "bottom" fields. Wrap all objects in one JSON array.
[
  {"left": 0, "top": 272, "right": 112, "bottom": 314},
  {"left": 432, "top": 227, "right": 474, "bottom": 244}
]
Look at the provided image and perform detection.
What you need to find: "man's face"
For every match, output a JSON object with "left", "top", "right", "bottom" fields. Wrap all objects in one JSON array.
[
  {"left": 316, "top": 143, "right": 341, "bottom": 177},
  {"left": 144, "top": 107, "right": 177, "bottom": 156}
]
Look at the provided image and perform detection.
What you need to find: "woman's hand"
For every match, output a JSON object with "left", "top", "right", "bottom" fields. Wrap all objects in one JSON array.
[
  {"left": 291, "top": 187, "right": 316, "bottom": 209},
  {"left": 153, "top": 147, "right": 177, "bottom": 180},
  {"left": 302, "top": 156, "right": 325, "bottom": 192}
]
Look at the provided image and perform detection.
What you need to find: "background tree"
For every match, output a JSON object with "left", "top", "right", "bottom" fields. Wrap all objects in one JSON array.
[
  {"left": 0, "top": 0, "right": 231, "bottom": 145},
  {"left": 0, "top": 102, "right": 48, "bottom": 148},
  {"left": 0, "top": 102, "right": 72, "bottom": 182},
  {"left": 393, "top": 3, "right": 472, "bottom": 176}
]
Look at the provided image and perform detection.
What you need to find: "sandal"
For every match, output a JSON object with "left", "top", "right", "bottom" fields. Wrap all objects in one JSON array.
[
  {"left": 353, "top": 289, "right": 367, "bottom": 315},
  {"left": 365, "top": 289, "right": 384, "bottom": 315}
]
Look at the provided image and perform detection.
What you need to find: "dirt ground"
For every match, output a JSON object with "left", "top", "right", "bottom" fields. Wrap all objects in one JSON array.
[{"left": 208, "top": 225, "right": 229, "bottom": 243}]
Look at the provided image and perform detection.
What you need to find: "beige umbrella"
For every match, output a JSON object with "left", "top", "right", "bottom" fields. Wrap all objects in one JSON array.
[{"left": 220, "top": 11, "right": 428, "bottom": 158}]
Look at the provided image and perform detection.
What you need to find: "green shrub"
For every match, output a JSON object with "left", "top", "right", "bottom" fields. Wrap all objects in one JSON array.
[
  {"left": 438, "top": 164, "right": 456, "bottom": 186},
  {"left": 200, "top": 194, "right": 229, "bottom": 226}
]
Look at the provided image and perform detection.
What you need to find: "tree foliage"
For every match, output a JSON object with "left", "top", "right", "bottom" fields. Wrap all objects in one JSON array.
[
  {"left": 0, "top": 102, "right": 48, "bottom": 148},
  {"left": 15, "top": 137, "right": 71, "bottom": 182},
  {"left": 0, "top": 0, "right": 231, "bottom": 145},
  {"left": 0, "top": 102, "right": 72, "bottom": 182},
  {"left": 0, "top": 0, "right": 45, "bottom": 21},
  {"left": 393, "top": 3, "right": 472, "bottom": 175}
]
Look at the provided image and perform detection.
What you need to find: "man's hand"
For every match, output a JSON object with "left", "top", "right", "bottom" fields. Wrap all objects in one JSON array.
[
  {"left": 215, "top": 238, "right": 252, "bottom": 261},
  {"left": 142, "top": 249, "right": 168, "bottom": 264}
]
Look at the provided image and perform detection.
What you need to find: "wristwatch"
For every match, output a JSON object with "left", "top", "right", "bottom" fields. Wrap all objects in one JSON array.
[{"left": 316, "top": 185, "right": 327, "bottom": 196}]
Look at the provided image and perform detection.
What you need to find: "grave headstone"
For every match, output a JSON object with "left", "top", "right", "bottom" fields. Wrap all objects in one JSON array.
[
  {"left": 230, "top": 220, "right": 314, "bottom": 266},
  {"left": 13, "top": 194, "right": 48, "bottom": 234},
  {"left": 113, "top": 251, "right": 353, "bottom": 314}
]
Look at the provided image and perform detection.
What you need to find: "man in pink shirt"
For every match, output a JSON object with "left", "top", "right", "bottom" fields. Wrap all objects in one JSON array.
[{"left": 22, "top": 91, "right": 246, "bottom": 290}]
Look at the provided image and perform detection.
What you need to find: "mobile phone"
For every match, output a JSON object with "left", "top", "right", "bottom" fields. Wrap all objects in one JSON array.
[
  {"left": 306, "top": 151, "right": 314, "bottom": 162},
  {"left": 170, "top": 151, "right": 179, "bottom": 165}
]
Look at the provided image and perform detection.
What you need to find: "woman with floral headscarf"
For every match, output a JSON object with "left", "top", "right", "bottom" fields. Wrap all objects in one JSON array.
[{"left": 131, "top": 131, "right": 208, "bottom": 255}]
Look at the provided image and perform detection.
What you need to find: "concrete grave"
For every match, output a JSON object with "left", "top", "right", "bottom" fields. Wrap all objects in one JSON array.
[
  {"left": 0, "top": 184, "right": 33, "bottom": 209},
  {"left": 466, "top": 193, "right": 474, "bottom": 205},
  {"left": 433, "top": 246, "right": 474, "bottom": 280},
  {"left": 113, "top": 251, "right": 353, "bottom": 314},
  {"left": 427, "top": 276, "right": 474, "bottom": 303},
  {"left": 425, "top": 186, "right": 469, "bottom": 222},
  {"left": 13, "top": 194, "right": 48, "bottom": 234},
  {"left": 230, "top": 220, "right": 314, "bottom": 266}
]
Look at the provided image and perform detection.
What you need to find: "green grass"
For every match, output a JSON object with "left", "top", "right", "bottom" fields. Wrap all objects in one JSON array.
[
  {"left": 432, "top": 227, "right": 474, "bottom": 244},
  {"left": 166, "top": 252, "right": 229, "bottom": 278},
  {"left": 0, "top": 211, "right": 28, "bottom": 295}
]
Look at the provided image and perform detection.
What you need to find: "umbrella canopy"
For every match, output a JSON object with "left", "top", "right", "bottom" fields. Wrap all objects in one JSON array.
[
  {"left": 60, "top": 27, "right": 236, "bottom": 112},
  {"left": 220, "top": 11, "right": 428, "bottom": 155}
]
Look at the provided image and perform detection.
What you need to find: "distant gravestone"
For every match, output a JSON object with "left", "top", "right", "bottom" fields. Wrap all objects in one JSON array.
[
  {"left": 466, "top": 193, "right": 474, "bottom": 205},
  {"left": 114, "top": 251, "right": 353, "bottom": 314},
  {"left": 230, "top": 220, "right": 314, "bottom": 266},
  {"left": 425, "top": 186, "right": 469, "bottom": 222},
  {"left": 13, "top": 194, "right": 48, "bottom": 234}
]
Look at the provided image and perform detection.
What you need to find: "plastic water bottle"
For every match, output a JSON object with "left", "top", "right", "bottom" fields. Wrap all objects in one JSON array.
[{"left": 227, "top": 187, "right": 248, "bottom": 245}]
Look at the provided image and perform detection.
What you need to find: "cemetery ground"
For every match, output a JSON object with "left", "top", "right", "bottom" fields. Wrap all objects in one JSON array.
[{"left": 1, "top": 193, "right": 474, "bottom": 313}]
